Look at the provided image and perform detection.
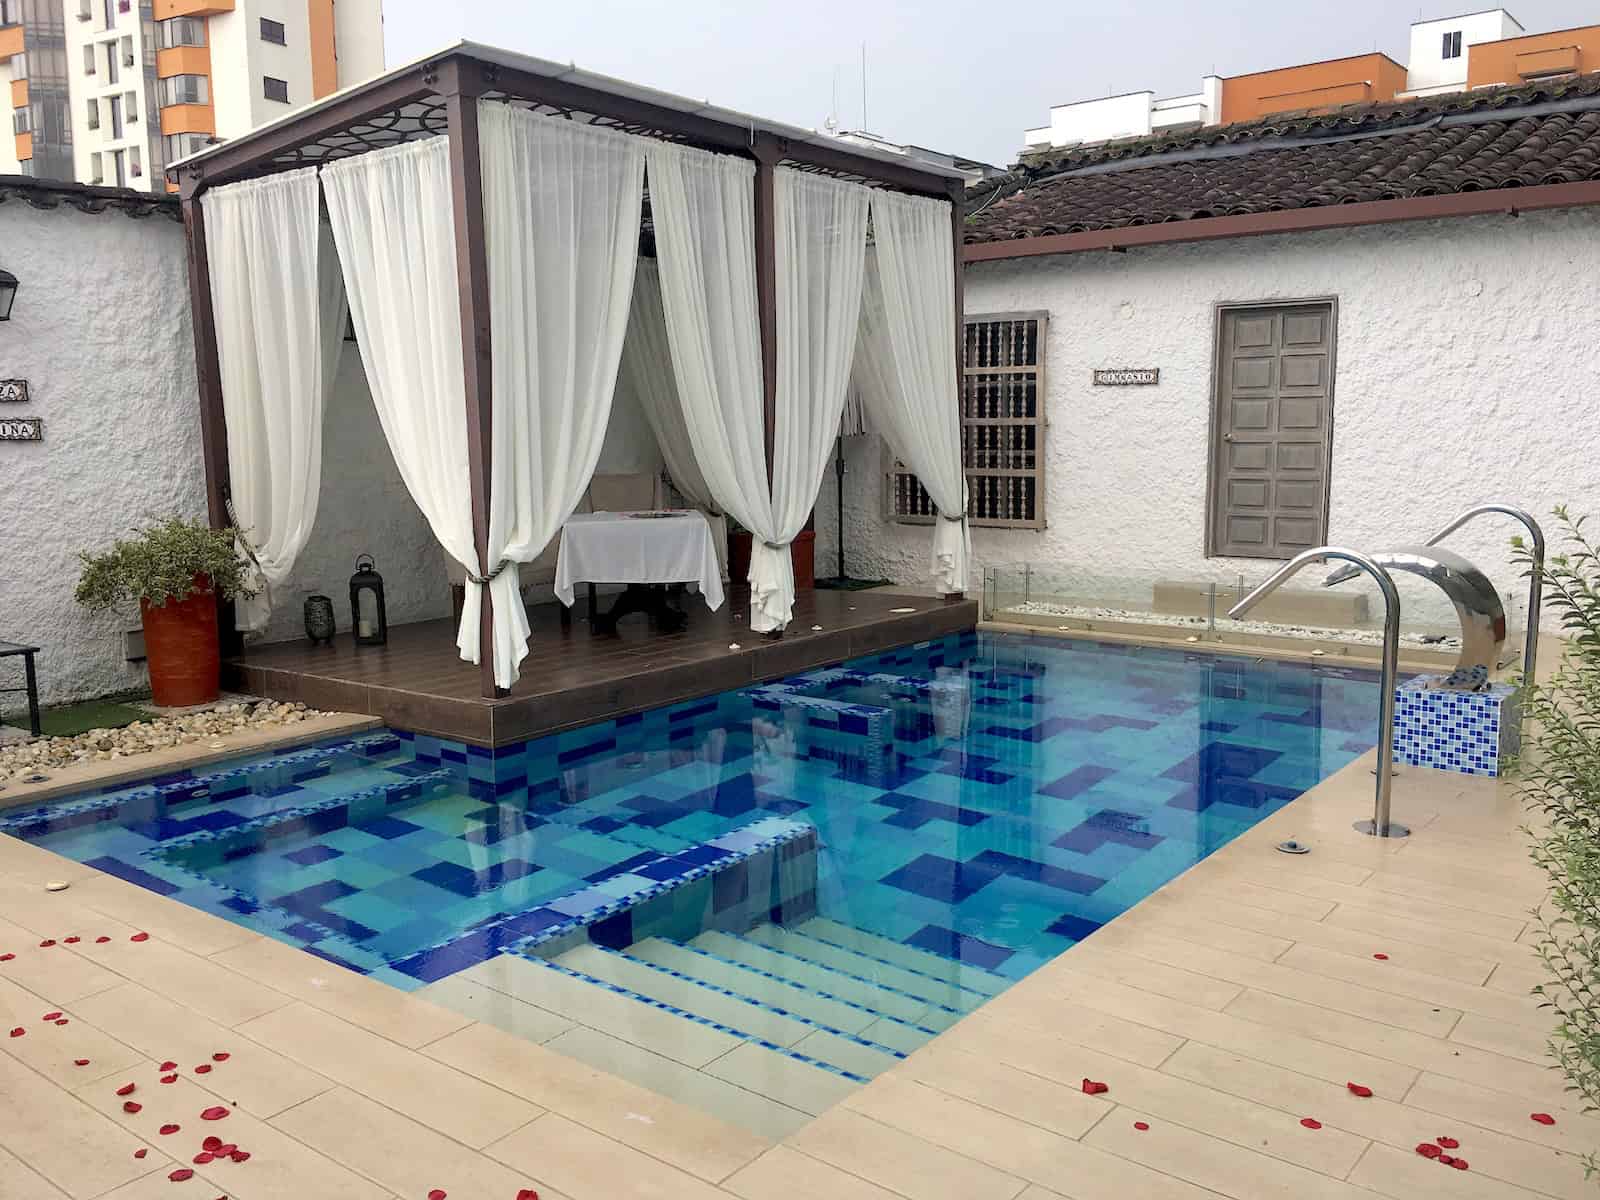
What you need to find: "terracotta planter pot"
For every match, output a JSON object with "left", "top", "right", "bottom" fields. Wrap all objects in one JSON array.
[
  {"left": 140, "top": 575, "right": 220, "bottom": 708},
  {"left": 726, "top": 530, "right": 816, "bottom": 591}
]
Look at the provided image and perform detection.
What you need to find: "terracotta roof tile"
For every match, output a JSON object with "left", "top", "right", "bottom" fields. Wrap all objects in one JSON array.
[{"left": 967, "top": 74, "right": 1600, "bottom": 244}]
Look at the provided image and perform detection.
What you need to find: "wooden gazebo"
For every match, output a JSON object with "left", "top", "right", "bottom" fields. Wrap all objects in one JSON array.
[{"left": 173, "top": 43, "right": 969, "bottom": 702}]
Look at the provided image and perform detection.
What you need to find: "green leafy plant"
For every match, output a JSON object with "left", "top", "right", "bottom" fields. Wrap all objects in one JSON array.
[
  {"left": 75, "top": 516, "right": 255, "bottom": 611},
  {"left": 1513, "top": 505, "right": 1600, "bottom": 1159}
]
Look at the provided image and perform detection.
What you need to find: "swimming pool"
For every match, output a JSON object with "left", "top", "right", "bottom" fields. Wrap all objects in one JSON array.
[{"left": 2, "top": 631, "right": 1377, "bottom": 1135}]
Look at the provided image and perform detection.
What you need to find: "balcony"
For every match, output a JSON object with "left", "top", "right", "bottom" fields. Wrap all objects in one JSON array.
[
  {"left": 155, "top": 44, "right": 208, "bottom": 77},
  {"left": 10, "top": 77, "right": 26, "bottom": 107},
  {"left": 0, "top": 23, "right": 24, "bottom": 63},
  {"left": 1516, "top": 45, "right": 1580, "bottom": 79},
  {"left": 152, "top": 0, "right": 232, "bottom": 17},
  {"left": 159, "top": 103, "right": 212, "bottom": 136}
]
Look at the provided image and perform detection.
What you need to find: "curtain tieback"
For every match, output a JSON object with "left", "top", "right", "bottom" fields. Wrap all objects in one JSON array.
[
  {"left": 223, "top": 497, "right": 265, "bottom": 571},
  {"left": 467, "top": 559, "right": 512, "bottom": 585},
  {"left": 761, "top": 539, "right": 791, "bottom": 551},
  {"left": 941, "top": 511, "right": 967, "bottom": 523}
]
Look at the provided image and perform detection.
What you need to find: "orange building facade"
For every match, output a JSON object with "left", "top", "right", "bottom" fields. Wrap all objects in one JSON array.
[
  {"left": 1220, "top": 53, "right": 1409, "bottom": 124},
  {"left": 1466, "top": 25, "right": 1600, "bottom": 88}
]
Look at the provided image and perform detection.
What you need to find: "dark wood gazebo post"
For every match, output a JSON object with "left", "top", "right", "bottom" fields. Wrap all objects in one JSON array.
[{"left": 439, "top": 58, "right": 503, "bottom": 700}]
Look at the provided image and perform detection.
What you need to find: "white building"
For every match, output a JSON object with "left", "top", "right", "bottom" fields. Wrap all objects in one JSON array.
[
  {"left": 1024, "top": 78, "right": 1222, "bottom": 150},
  {"left": 1404, "top": 8, "right": 1524, "bottom": 95},
  {"left": 829, "top": 75, "right": 1600, "bottom": 636}
]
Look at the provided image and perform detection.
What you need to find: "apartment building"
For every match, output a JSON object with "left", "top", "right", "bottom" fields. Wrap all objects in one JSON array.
[
  {"left": 1024, "top": 8, "right": 1600, "bottom": 153},
  {"left": 0, "top": 0, "right": 381, "bottom": 191}
]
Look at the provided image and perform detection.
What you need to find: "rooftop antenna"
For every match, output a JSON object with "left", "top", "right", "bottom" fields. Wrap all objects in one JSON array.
[
  {"left": 824, "top": 65, "right": 839, "bottom": 135},
  {"left": 860, "top": 42, "right": 868, "bottom": 132}
]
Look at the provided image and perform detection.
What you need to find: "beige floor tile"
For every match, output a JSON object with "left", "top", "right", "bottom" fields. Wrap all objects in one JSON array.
[
  {"left": 1223, "top": 988, "right": 1574, "bottom": 1110},
  {"left": 488, "top": 1112, "right": 727, "bottom": 1200},
  {"left": 1370, "top": 850, "right": 1547, "bottom": 903},
  {"left": 1107, "top": 906, "right": 1294, "bottom": 961},
  {"left": 1353, "top": 869, "right": 1546, "bottom": 921},
  {"left": 1094, "top": 927, "right": 1461, "bottom": 1036},
  {"left": 238, "top": 1002, "right": 539, "bottom": 1149},
  {"left": 0, "top": 1142, "right": 71, "bottom": 1200},
  {"left": 1083, "top": 1104, "right": 1372, "bottom": 1200},
  {"left": 1484, "top": 955, "right": 1552, "bottom": 997},
  {"left": 545, "top": 1025, "right": 811, "bottom": 1143},
  {"left": 0, "top": 974, "right": 145, "bottom": 1087},
  {"left": 1320, "top": 904, "right": 1528, "bottom": 963},
  {"left": 0, "top": 916, "right": 126, "bottom": 1004},
  {"left": 416, "top": 972, "right": 575, "bottom": 1044},
  {"left": 0, "top": 837, "right": 103, "bottom": 889},
  {"left": 1164, "top": 876, "right": 1337, "bottom": 921},
  {"left": 73, "top": 933, "right": 292, "bottom": 1028},
  {"left": 60, "top": 872, "right": 260, "bottom": 957},
  {"left": 892, "top": 1043, "right": 1106, "bottom": 1139},
  {"left": 702, "top": 1040, "right": 861, "bottom": 1116},
  {"left": 724, "top": 1145, "right": 906, "bottom": 1200},
  {"left": 1190, "top": 840, "right": 1375, "bottom": 886},
  {"left": 72, "top": 981, "right": 334, "bottom": 1117},
  {"left": 843, "top": 1074, "right": 1217, "bottom": 1200},
  {"left": 1403, "top": 1071, "right": 1600, "bottom": 1155},
  {"left": 1037, "top": 966, "right": 1419, "bottom": 1096},
  {"left": 210, "top": 935, "right": 471, "bottom": 1049},
  {"left": 1348, "top": 1140, "right": 1554, "bottom": 1200},
  {"left": 0, "top": 877, "right": 133, "bottom": 940},
  {"left": 424, "top": 1020, "right": 768, "bottom": 1181},
  {"left": 271, "top": 1086, "right": 548, "bottom": 1200},
  {"left": 1164, "top": 1041, "right": 1595, "bottom": 1200},
  {"left": 1033, "top": 940, "right": 1244, "bottom": 1010},
  {"left": 1140, "top": 890, "right": 1496, "bottom": 983},
  {"left": 787, "top": 1106, "right": 1026, "bottom": 1200},
  {"left": 1449, "top": 1011, "right": 1555, "bottom": 1064},
  {"left": 70, "top": 1072, "right": 391, "bottom": 1200},
  {"left": 1275, "top": 943, "right": 1552, "bottom": 1029},
  {"left": 0, "top": 1052, "right": 159, "bottom": 1199},
  {"left": 952, "top": 975, "right": 1186, "bottom": 1068}
]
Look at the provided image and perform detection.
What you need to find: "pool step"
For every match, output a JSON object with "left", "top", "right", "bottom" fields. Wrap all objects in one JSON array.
[
  {"left": 739, "top": 924, "right": 994, "bottom": 1013},
  {"left": 796, "top": 917, "right": 1011, "bottom": 996}
]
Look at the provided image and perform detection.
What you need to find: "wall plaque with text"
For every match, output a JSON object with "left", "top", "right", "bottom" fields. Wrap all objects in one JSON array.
[
  {"left": 0, "top": 418, "right": 42, "bottom": 441},
  {"left": 0, "top": 379, "right": 28, "bottom": 403},
  {"left": 1093, "top": 368, "right": 1159, "bottom": 386}
]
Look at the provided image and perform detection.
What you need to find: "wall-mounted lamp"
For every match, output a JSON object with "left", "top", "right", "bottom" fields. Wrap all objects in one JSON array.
[{"left": 0, "top": 268, "right": 17, "bottom": 322}]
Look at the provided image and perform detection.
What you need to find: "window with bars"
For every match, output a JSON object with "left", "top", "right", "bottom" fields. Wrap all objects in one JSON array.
[{"left": 887, "top": 311, "right": 1048, "bottom": 529}]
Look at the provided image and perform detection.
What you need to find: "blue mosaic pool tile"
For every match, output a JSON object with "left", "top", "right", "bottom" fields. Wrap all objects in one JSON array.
[{"left": 1392, "top": 676, "right": 1518, "bottom": 777}]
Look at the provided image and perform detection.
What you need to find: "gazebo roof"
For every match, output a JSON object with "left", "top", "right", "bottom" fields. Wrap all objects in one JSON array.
[{"left": 169, "top": 41, "right": 969, "bottom": 199}]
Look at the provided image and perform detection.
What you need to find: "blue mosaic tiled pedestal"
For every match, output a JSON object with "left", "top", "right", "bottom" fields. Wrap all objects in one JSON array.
[{"left": 1392, "top": 676, "right": 1519, "bottom": 777}]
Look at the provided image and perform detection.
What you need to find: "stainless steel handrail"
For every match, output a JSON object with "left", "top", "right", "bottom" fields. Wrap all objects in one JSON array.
[
  {"left": 1229, "top": 547, "right": 1408, "bottom": 838},
  {"left": 1425, "top": 505, "right": 1545, "bottom": 688}
]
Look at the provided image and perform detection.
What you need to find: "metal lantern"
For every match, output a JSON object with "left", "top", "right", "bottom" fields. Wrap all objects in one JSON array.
[
  {"left": 348, "top": 555, "right": 387, "bottom": 646},
  {"left": 0, "top": 268, "right": 17, "bottom": 322},
  {"left": 303, "top": 594, "right": 336, "bottom": 646}
]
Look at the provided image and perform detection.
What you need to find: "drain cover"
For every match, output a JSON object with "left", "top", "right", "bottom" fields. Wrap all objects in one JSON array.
[
  {"left": 22, "top": 773, "right": 49, "bottom": 784},
  {"left": 1276, "top": 839, "right": 1311, "bottom": 855}
]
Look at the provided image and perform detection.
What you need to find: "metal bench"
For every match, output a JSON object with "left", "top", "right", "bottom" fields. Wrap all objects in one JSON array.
[{"left": 0, "top": 641, "right": 41, "bottom": 738}]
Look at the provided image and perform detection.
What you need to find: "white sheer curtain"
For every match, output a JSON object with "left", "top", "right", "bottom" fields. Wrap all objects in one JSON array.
[
  {"left": 203, "top": 166, "right": 347, "bottom": 633},
  {"left": 321, "top": 138, "right": 481, "bottom": 632},
  {"left": 621, "top": 258, "right": 727, "bottom": 577},
  {"left": 466, "top": 102, "right": 646, "bottom": 687},
  {"left": 770, "top": 167, "right": 870, "bottom": 621},
  {"left": 856, "top": 189, "right": 969, "bottom": 594},
  {"left": 645, "top": 141, "right": 786, "bottom": 627}
]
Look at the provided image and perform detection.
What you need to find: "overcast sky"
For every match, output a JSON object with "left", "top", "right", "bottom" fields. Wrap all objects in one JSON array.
[{"left": 381, "top": 1, "right": 1599, "bottom": 166}]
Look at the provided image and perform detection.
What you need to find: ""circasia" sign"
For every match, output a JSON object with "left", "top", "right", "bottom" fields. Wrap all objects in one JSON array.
[{"left": 1093, "top": 368, "right": 1160, "bottom": 386}]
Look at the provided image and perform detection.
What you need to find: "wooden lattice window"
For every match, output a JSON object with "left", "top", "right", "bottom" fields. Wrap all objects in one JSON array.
[{"left": 887, "top": 312, "right": 1047, "bottom": 529}]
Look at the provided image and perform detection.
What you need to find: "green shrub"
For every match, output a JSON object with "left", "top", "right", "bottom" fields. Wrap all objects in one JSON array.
[
  {"left": 1515, "top": 506, "right": 1600, "bottom": 1152},
  {"left": 75, "top": 516, "right": 255, "bottom": 611}
]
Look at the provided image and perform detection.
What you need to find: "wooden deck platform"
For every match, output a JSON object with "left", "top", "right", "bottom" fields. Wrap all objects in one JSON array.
[{"left": 224, "top": 587, "right": 977, "bottom": 747}]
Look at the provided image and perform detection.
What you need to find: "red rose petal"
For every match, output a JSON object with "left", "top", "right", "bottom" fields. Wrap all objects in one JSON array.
[
  {"left": 1531, "top": 1112, "right": 1556, "bottom": 1125},
  {"left": 134, "top": 1148, "right": 148, "bottom": 1159},
  {"left": 160, "top": 1124, "right": 180, "bottom": 1136},
  {"left": 1439, "top": 1154, "right": 1456, "bottom": 1166},
  {"left": 161, "top": 1074, "right": 178, "bottom": 1084},
  {"left": 1346, "top": 1082, "right": 1373, "bottom": 1098},
  {"left": 193, "top": 1152, "right": 214, "bottom": 1164},
  {"left": 1436, "top": 1136, "right": 1459, "bottom": 1149},
  {"left": 215, "top": 1144, "right": 236, "bottom": 1156},
  {"left": 515, "top": 1190, "right": 539, "bottom": 1200},
  {"left": 211, "top": 1052, "right": 229, "bottom": 1062},
  {"left": 1451, "top": 1158, "right": 1469, "bottom": 1171},
  {"left": 159, "top": 1060, "right": 178, "bottom": 1072},
  {"left": 95, "top": 936, "right": 111, "bottom": 944},
  {"left": 74, "top": 1058, "right": 90, "bottom": 1066},
  {"left": 1081, "top": 1078, "right": 1109, "bottom": 1095},
  {"left": 122, "top": 1100, "right": 142, "bottom": 1113},
  {"left": 39, "top": 939, "right": 55, "bottom": 947},
  {"left": 1373, "top": 952, "right": 1388, "bottom": 960},
  {"left": 202, "top": 1136, "right": 222, "bottom": 1152},
  {"left": 0, "top": 953, "right": 12, "bottom": 961},
  {"left": 228, "top": 1150, "right": 250, "bottom": 1162},
  {"left": 54, "top": 1018, "right": 68, "bottom": 1026},
  {"left": 116, "top": 1082, "right": 136, "bottom": 1096},
  {"left": 200, "top": 1106, "right": 230, "bottom": 1121},
  {"left": 194, "top": 1064, "right": 212, "bottom": 1074},
  {"left": 64, "top": 937, "right": 80, "bottom": 944},
  {"left": 41, "top": 1011, "right": 62, "bottom": 1021},
  {"left": 427, "top": 1191, "right": 447, "bottom": 1200},
  {"left": 1300, "top": 1118, "right": 1322, "bottom": 1129},
  {"left": 1416, "top": 1143, "right": 1442, "bottom": 1159},
  {"left": 168, "top": 1168, "right": 193, "bottom": 1182},
  {"left": 7, "top": 1027, "right": 22, "bottom": 1038},
  {"left": 1133, "top": 1121, "right": 1150, "bottom": 1131},
  {"left": 130, "top": 932, "right": 149, "bottom": 942}
]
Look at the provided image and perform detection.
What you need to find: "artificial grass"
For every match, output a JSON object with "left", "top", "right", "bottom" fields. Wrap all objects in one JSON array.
[{"left": 3, "top": 698, "right": 147, "bottom": 739}]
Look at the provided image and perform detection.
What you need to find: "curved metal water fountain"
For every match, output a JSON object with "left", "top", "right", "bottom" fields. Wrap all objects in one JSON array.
[
  {"left": 1426, "top": 505, "right": 1545, "bottom": 688},
  {"left": 1228, "top": 547, "right": 1408, "bottom": 838}
]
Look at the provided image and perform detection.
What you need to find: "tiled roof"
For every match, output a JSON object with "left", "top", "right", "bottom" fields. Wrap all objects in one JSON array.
[
  {"left": 0, "top": 175, "right": 180, "bottom": 222},
  {"left": 967, "top": 73, "right": 1600, "bottom": 244}
]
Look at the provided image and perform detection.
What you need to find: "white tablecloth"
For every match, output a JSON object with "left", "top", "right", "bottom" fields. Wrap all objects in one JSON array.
[{"left": 554, "top": 511, "right": 725, "bottom": 611}]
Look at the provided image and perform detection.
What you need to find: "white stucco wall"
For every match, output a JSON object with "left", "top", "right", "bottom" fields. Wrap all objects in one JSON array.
[
  {"left": 0, "top": 199, "right": 203, "bottom": 707},
  {"left": 817, "top": 209, "right": 1600, "bottom": 634}
]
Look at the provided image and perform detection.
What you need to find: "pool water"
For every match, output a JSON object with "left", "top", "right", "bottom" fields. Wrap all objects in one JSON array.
[{"left": 3, "top": 631, "right": 1377, "bottom": 1132}]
